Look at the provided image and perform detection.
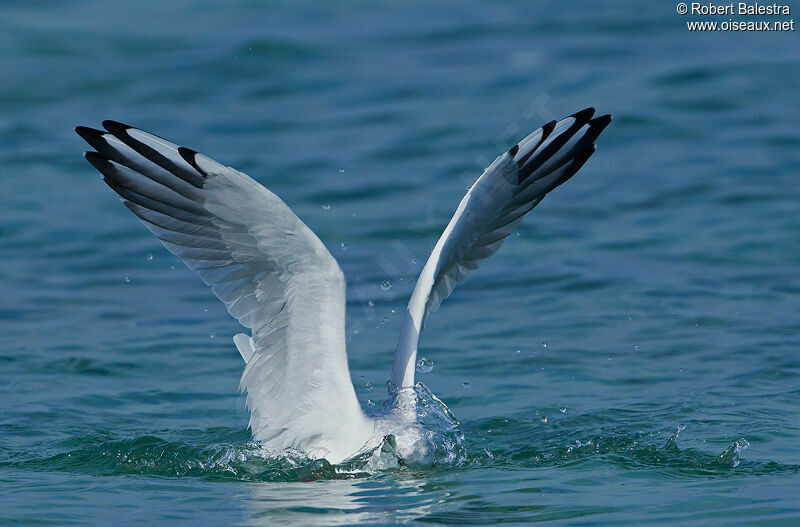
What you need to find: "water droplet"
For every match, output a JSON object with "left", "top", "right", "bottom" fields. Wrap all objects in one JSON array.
[
  {"left": 339, "top": 167, "right": 345, "bottom": 173},
  {"left": 169, "top": 265, "right": 176, "bottom": 270},
  {"left": 352, "top": 326, "right": 359, "bottom": 335},
  {"left": 462, "top": 381, "right": 471, "bottom": 390},
  {"left": 367, "top": 399, "right": 375, "bottom": 408},
  {"left": 145, "top": 253, "right": 153, "bottom": 261},
  {"left": 516, "top": 349, "right": 521, "bottom": 354},
  {"left": 608, "top": 355, "right": 613, "bottom": 361},
  {"left": 124, "top": 276, "right": 131, "bottom": 283},
  {"left": 390, "top": 308, "right": 396, "bottom": 314},
  {"left": 339, "top": 242, "right": 348, "bottom": 251},
  {"left": 381, "top": 280, "right": 392, "bottom": 291},
  {"left": 411, "top": 258, "right": 417, "bottom": 264},
  {"left": 541, "top": 416, "right": 548, "bottom": 423},
  {"left": 367, "top": 300, "right": 375, "bottom": 308},
  {"left": 321, "top": 203, "right": 331, "bottom": 210},
  {"left": 416, "top": 357, "right": 434, "bottom": 374},
  {"left": 359, "top": 376, "right": 374, "bottom": 392},
  {"left": 203, "top": 307, "right": 208, "bottom": 313},
  {"left": 381, "top": 316, "right": 389, "bottom": 325},
  {"left": 559, "top": 404, "right": 567, "bottom": 413},
  {"left": 634, "top": 345, "right": 639, "bottom": 351},
  {"left": 210, "top": 332, "right": 216, "bottom": 339},
  {"left": 542, "top": 341, "right": 548, "bottom": 349}
]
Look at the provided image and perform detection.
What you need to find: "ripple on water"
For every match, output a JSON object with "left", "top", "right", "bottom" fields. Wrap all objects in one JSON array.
[
  {"left": 466, "top": 415, "right": 800, "bottom": 479},
  {"left": 2, "top": 383, "right": 468, "bottom": 483}
]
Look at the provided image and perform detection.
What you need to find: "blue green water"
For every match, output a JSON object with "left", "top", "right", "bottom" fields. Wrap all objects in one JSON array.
[{"left": 2, "top": 1, "right": 799, "bottom": 525}]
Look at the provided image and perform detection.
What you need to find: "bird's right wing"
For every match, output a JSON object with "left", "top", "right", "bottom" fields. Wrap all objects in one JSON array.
[
  {"left": 76, "top": 122, "right": 373, "bottom": 463},
  {"left": 392, "top": 108, "right": 611, "bottom": 387}
]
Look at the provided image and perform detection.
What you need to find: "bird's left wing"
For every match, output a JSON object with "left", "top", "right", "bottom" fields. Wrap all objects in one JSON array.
[
  {"left": 392, "top": 108, "right": 611, "bottom": 387},
  {"left": 76, "top": 122, "right": 373, "bottom": 463}
]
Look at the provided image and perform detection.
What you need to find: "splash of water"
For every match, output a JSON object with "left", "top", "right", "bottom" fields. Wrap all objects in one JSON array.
[
  {"left": 716, "top": 438, "right": 749, "bottom": 468},
  {"left": 4, "top": 383, "right": 466, "bottom": 482},
  {"left": 342, "top": 382, "right": 466, "bottom": 473}
]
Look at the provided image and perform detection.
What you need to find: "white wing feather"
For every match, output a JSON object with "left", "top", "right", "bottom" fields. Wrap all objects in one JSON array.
[
  {"left": 392, "top": 108, "right": 611, "bottom": 387},
  {"left": 77, "top": 122, "right": 373, "bottom": 463}
]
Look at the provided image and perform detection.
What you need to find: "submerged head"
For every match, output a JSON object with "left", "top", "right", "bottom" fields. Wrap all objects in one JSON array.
[{"left": 360, "top": 382, "right": 466, "bottom": 469}]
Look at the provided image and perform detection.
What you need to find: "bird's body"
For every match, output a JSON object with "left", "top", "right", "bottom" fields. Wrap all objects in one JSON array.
[{"left": 77, "top": 108, "right": 610, "bottom": 465}]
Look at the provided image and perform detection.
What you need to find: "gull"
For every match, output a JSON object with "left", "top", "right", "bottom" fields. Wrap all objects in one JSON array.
[{"left": 76, "top": 108, "right": 611, "bottom": 465}]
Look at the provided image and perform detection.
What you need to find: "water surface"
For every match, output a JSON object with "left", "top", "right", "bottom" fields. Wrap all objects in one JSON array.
[{"left": 2, "top": 1, "right": 799, "bottom": 525}]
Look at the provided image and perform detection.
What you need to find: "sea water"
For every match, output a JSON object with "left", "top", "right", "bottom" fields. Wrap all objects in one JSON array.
[{"left": 1, "top": 1, "right": 799, "bottom": 524}]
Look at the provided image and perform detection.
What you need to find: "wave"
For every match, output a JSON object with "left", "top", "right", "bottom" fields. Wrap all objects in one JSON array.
[{"left": 2, "top": 383, "right": 468, "bottom": 482}]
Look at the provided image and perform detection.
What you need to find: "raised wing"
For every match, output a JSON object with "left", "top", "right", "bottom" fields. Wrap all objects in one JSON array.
[
  {"left": 392, "top": 108, "right": 611, "bottom": 387},
  {"left": 76, "top": 122, "right": 373, "bottom": 463}
]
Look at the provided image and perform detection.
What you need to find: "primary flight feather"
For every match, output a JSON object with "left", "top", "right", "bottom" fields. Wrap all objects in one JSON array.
[{"left": 76, "top": 107, "right": 611, "bottom": 464}]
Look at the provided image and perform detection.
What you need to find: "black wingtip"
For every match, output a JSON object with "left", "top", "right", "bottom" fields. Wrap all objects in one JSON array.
[
  {"left": 591, "top": 114, "right": 612, "bottom": 130},
  {"left": 84, "top": 150, "right": 104, "bottom": 161},
  {"left": 75, "top": 125, "right": 102, "bottom": 138},
  {"left": 571, "top": 107, "right": 595, "bottom": 122},
  {"left": 178, "top": 146, "right": 206, "bottom": 176},
  {"left": 102, "top": 120, "right": 132, "bottom": 136},
  {"left": 84, "top": 150, "right": 112, "bottom": 171},
  {"left": 75, "top": 125, "right": 106, "bottom": 144},
  {"left": 584, "top": 114, "right": 612, "bottom": 143},
  {"left": 574, "top": 143, "right": 596, "bottom": 166}
]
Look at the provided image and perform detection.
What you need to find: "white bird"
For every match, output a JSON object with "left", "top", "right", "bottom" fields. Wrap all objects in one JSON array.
[{"left": 76, "top": 108, "right": 611, "bottom": 465}]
